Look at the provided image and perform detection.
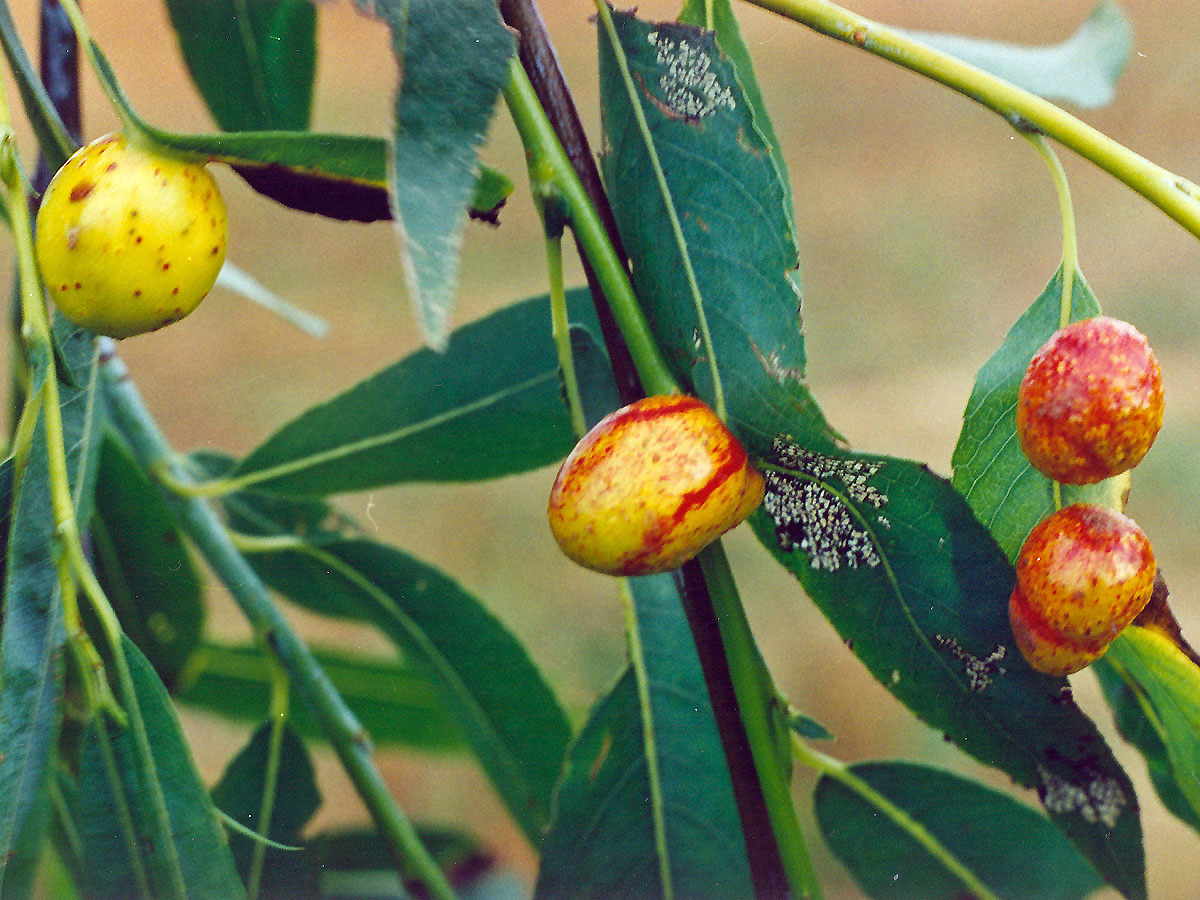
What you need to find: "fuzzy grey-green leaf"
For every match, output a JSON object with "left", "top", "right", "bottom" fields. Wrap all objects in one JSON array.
[
  {"left": 355, "top": 0, "right": 514, "bottom": 347},
  {"left": 903, "top": 1, "right": 1132, "bottom": 109}
]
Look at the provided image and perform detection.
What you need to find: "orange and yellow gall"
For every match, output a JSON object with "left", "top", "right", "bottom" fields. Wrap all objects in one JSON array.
[
  {"left": 1017, "top": 316, "right": 1163, "bottom": 485},
  {"left": 35, "top": 133, "right": 227, "bottom": 338},
  {"left": 547, "top": 395, "right": 764, "bottom": 576},
  {"left": 1009, "top": 503, "right": 1155, "bottom": 676}
]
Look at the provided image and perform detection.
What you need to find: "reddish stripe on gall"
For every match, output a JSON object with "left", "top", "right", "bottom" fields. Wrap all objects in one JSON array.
[{"left": 673, "top": 440, "right": 747, "bottom": 526}]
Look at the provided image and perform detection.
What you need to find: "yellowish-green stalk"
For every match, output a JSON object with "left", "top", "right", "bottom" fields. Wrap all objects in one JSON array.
[
  {"left": 247, "top": 654, "right": 291, "bottom": 900},
  {"left": 618, "top": 578, "right": 675, "bottom": 900},
  {"left": 545, "top": 233, "right": 588, "bottom": 438}
]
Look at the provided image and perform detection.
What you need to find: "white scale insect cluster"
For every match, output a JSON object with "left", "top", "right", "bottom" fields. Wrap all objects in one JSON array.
[
  {"left": 646, "top": 29, "right": 736, "bottom": 119},
  {"left": 762, "top": 438, "right": 889, "bottom": 572},
  {"left": 1037, "top": 764, "right": 1127, "bottom": 829},
  {"left": 933, "top": 635, "right": 1007, "bottom": 693}
]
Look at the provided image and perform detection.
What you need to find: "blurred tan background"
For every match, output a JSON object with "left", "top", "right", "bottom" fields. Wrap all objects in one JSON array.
[{"left": 5, "top": 1, "right": 1200, "bottom": 897}]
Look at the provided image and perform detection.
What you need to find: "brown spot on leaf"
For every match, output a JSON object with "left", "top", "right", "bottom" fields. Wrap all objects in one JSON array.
[{"left": 588, "top": 732, "right": 613, "bottom": 781}]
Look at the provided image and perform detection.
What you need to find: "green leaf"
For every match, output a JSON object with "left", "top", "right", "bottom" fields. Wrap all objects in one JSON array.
[
  {"left": 598, "top": 9, "right": 839, "bottom": 455},
  {"left": 232, "top": 525, "right": 570, "bottom": 846},
  {"left": 1099, "top": 626, "right": 1200, "bottom": 832},
  {"left": 70, "top": 26, "right": 511, "bottom": 223},
  {"left": 52, "top": 316, "right": 107, "bottom": 527},
  {"left": 815, "top": 761, "right": 1106, "bottom": 900},
  {"left": 211, "top": 722, "right": 321, "bottom": 878},
  {"left": 535, "top": 574, "right": 753, "bottom": 900},
  {"left": 231, "top": 291, "right": 593, "bottom": 496},
  {"left": 157, "top": 129, "right": 512, "bottom": 224},
  {"left": 0, "top": 320, "right": 104, "bottom": 891},
  {"left": 677, "top": 0, "right": 796, "bottom": 240},
  {"left": 752, "top": 441, "right": 1145, "bottom": 900},
  {"left": 92, "top": 435, "right": 204, "bottom": 690},
  {"left": 177, "top": 640, "right": 463, "bottom": 751},
  {"left": 534, "top": 672, "right": 657, "bottom": 900},
  {"left": 569, "top": 323, "right": 622, "bottom": 428},
  {"left": 353, "top": 0, "right": 515, "bottom": 347},
  {"left": 76, "top": 637, "right": 246, "bottom": 900},
  {"left": 164, "top": 0, "right": 317, "bottom": 131},
  {"left": 1093, "top": 653, "right": 1200, "bottom": 833},
  {"left": 902, "top": 1, "right": 1132, "bottom": 109},
  {"left": 787, "top": 711, "right": 834, "bottom": 742},
  {"left": 951, "top": 267, "right": 1127, "bottom": 561},
  {"left": 0, "top": 434, "right": 61, "bottom": 894},
  {"left": 3, "top": 783, "right": 53, "bottom": 900}
]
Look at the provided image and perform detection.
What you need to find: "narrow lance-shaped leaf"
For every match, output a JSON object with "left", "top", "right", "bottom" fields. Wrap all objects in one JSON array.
[
  {"left": 601, "top": 11, "right": 1143, "bottom": 893},
  {"left": 0, "top": 319, "right": 105, "bottom": 890},
  {"left": 254, "top": 539, "right": 570, "bottom": 846},
  {"left": 536, "top": 574, "right": 753, "bottom": 900},
  {"left": 951, "top": 267, "right": 1128, "bottom": 561},
  {"left": 164, "top": 0, "right": 317, "bottom": 132},
  {"left": 0, "top": 430, "right": 62, "bottom": 896},
  {"left": 176, "top": 640, "right": 463, "bottom": 751},
  {"left": 752, "top": 441, "right": 1145, "bottom": 900},
  {"left": 815, "top": 761, "right": 1106, "bottom": 900},
  {"left": 232, "top": 291, "right": 595, "bottom": 496},
  {"left": 353, "top": 0, "right": 515, "bottom": 347},
  {"left": 598, "top": 9, "right": 839, "bottom": 455},
  {"left": 211, "top": 722, "right": 321, "bottom": 881},
  {"left": 677, "top": 0, "right": 796, "bottom": 240},
  {"left": 163, "top": 130, "right": 513, "bottom": 224},
  {"left": 0, "top": 0, "right": 74, "bottom": 168},
  {"left": 64, "top": 26, "right": 512, "bottom": 222},
  {"left": 76, "top": 637, "right": 245, "bottom": 900}
]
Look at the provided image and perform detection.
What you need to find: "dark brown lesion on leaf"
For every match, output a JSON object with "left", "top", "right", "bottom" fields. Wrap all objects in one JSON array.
[
  {"left": 232, "top": 163, "right": 392, "bottom": 222},
  {"left": 232, "top": 163, "right": 508, "bottom": 225}
]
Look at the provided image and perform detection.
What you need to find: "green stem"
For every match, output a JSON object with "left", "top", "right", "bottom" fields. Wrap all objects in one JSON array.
[
  {"left": 247, "top": 654, "right": 290, "bottom": 900},
  {"left": 1024, "top": 133, "right": 1076, "bottom": 512},
  {"left": 53, "top": 0, "right": 142, "bottom": 138},
  {"left": 502, "top": 57, "right": 679, "bottom": 398},
  {"left": 1023, "top": 133, "right": 1077, "bottom": 329},
  {"left": 545, "top": 233, "right": 588, "bottom": 438},
  {"left": 790, "top": 736, "right": 1003, "bottom": 900},
  {"left": 618, "top": 579, "right": 675, "bottom": 900},
  {"left": 696, "top": 543, "right": 823, "bottom": 900},
  {"left": 98, "top": 347, "right": 459, "bottom": 900},
  {"left": 747, "top": 0, "right": 1200, "bottom": 241}
]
